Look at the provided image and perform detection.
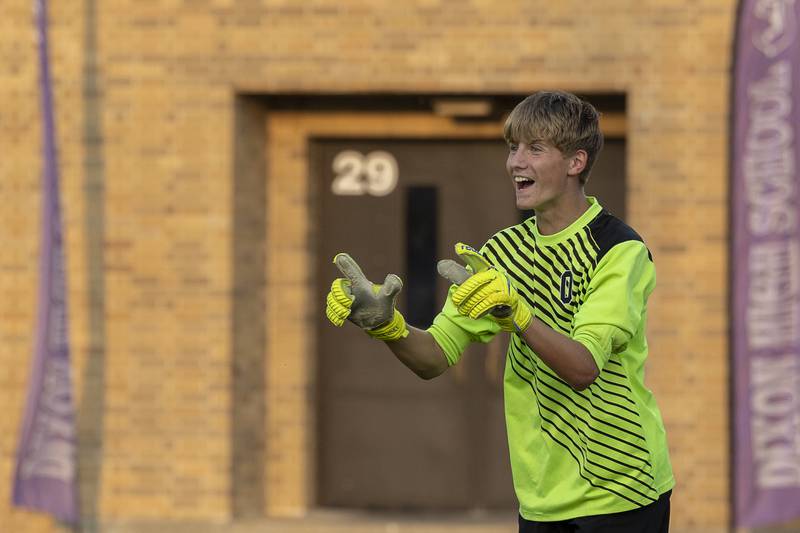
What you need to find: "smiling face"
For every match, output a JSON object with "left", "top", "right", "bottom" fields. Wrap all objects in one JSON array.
[
  {"left": 506, "top": 139, "right": 579, "bottom": 211},
  {"left": 503, "top": 91, "right": 604, "bottom": 188}
]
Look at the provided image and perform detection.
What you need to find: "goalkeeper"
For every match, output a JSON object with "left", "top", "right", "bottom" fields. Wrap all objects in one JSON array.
[{"left": 325, "top": 91, "right": 674, "bottom": 532}]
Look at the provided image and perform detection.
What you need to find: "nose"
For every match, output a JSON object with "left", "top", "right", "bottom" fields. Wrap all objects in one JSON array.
[{"left": 508, "top": 147, "right": 527, "bottom": 172}]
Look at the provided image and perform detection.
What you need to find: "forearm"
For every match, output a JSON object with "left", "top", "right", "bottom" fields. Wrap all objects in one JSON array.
[
  {"left": 384, "top": 325, "right": 449, "bottom": 380},
  {"left": 519, "top": 318, "right": 598, "bottom": 391}
]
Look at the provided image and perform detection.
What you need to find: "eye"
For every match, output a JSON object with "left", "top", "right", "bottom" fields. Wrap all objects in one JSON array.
[{"left": 508, "top": 143, "right": 518, "bottom": 152}]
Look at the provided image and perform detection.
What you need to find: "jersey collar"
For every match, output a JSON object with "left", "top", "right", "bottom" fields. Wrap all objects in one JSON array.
[{"left": 532, "top": 196, "right": 603, "bottom": 245}]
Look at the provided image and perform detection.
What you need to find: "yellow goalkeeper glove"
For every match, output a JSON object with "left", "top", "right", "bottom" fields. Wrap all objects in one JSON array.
[
  {"left": 325, "top": 253, "right": 409, "bottom": 341},
  {"left": 437, "top": 243, "right": 533, "bottom": 333}
]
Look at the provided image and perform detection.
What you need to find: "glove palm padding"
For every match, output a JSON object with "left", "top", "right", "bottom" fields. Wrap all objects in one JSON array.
[{"left": 326, "top": 253, "right": 408, "bottom": 340}]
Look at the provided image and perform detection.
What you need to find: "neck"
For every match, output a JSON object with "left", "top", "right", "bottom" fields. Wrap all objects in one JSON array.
[{"left": 536, "top": 191, "right": 590, "bottom": 236}]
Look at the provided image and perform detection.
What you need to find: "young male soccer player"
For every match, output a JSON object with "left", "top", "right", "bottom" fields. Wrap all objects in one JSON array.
[{"left": 325, "top": 91, "right": 674, "bottom": 532}]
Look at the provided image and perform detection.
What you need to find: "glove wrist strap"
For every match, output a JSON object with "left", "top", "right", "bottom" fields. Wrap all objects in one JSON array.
[
  {"left": 513, "top": 304, "right": 533, "bottom": 332},
  {"left": 366, "top": 310, "right": 409, "bottom": 341},
  {"left": 496, "top": 303, "right": 533, "bottom": 333}
]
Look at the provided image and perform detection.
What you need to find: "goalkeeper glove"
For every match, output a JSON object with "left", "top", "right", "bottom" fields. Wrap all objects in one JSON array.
[
  {"left": 437, "top": 242, "right": 533, "bottom": 333},
  {"left": 325, "top": 253, "right": 409, "bottom": 341}
]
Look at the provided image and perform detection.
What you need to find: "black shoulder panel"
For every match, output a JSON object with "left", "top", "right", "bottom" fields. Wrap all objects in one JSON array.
[{"left": 587, "top": 210, "right": 652, "bottom": 263}]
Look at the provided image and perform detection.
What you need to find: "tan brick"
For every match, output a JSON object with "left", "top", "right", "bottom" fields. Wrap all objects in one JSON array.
[{"left": 1, "top": 0, "right": 739, "bottom": 529}]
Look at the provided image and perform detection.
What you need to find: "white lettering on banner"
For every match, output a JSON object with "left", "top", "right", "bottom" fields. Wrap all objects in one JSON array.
[
  {"left": 19, "top": 358, "right": 75, "bottom": 482},
  {"left": 753, "top": 0, "right": 798, "bottom": 58},
  {"left": 742, "top": 32, "right": 800, "bottom": 493},
  {"left": 48, "top": 239, "right": 69, "bottom": 354},
  {"left": 751, "top": 356, "right": 800, "bottom": 488},
  {"left": 747, "top": 241, "right": 800, "bottom": 349},
  {"left": 745, "top": 61, "right": 796, "bottom": 235}
]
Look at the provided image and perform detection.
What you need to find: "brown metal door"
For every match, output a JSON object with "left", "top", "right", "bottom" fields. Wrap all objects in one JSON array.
[{"left": 314, "top": 138, "right": 625, "bottom": 511}]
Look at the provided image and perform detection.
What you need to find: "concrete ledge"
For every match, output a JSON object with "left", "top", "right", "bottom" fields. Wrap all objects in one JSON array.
[{"left": 102, "top": 509, "right": 517, "bottom": 533}]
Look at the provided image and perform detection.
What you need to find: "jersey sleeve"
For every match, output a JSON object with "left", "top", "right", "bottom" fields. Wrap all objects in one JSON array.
[
  {"left": 571, "top": 240, "right": 655, "bottom": 371},
  {"left": 427, "top": 284, "right": 501, "bottom": 366}
]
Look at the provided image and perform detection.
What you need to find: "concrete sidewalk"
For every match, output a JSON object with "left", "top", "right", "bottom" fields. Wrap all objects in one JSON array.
[
  {"left": 99, "top": 510, "right": 758, "bottom": 533},
  {"left": 103, "top": 510, "right": 517, "bottom": 533}
]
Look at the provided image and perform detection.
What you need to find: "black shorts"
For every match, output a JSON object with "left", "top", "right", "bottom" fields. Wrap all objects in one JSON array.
[{"left": 518, "top": 490, "right": 671, "bottom": 533}]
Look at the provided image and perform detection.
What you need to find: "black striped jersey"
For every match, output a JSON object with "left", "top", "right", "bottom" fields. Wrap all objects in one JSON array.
[{"left": 429, "top": 197, "right": 674, "bottom": 521}]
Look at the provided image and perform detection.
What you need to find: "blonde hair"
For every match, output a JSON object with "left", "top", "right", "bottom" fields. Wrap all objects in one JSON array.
[{"left": 503, "top": 91, "right": 604, "bottom": 185}]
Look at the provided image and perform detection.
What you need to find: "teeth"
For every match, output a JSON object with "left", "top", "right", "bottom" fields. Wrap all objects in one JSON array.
[{"left": 514, "top": 176, "right": 534, "bottom": 183}]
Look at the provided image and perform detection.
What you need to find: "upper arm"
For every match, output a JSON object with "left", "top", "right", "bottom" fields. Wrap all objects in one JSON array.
[{"left": 571, "top": 241, "right": 655, "bottom": 371}]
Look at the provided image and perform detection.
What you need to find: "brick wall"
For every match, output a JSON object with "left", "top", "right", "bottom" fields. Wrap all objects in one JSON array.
[{"left": 0, "top": 1, "right": 735, "bottom": 531}]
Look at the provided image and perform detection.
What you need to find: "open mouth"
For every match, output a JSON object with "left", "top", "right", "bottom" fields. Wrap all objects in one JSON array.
[{"left": 514, "top": 176, "right": 535, "bottom": 190}]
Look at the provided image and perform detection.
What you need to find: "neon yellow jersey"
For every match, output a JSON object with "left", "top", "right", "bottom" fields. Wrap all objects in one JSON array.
[{"left": 428, "top": 198, "right": 674, "bottom": 521}]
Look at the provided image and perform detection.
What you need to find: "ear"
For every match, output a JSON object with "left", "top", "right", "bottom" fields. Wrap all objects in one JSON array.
[{"left": 566, "top": 150, "right": 588, "bottom": 177}]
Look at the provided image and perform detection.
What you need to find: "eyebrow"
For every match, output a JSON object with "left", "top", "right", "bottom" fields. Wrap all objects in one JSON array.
[{"left": 507, "top": 138, "right": 546, "bottom": 145}]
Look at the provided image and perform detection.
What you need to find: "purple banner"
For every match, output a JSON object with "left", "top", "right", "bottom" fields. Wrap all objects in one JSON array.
[
  {"left": 12, "top": 0, "right": 78, "bottom": 524},
  {"left": 732, "top": 0, "right": 800, "bottom": 528}
]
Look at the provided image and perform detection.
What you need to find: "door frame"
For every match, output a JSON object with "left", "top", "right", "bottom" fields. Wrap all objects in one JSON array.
[{"left": 262, "top": 110, "right": 626, "bottom": 516}]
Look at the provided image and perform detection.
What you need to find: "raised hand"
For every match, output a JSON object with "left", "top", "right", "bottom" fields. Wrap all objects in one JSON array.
[
  {"left": 437, "top": 243, "right": 531, "bottom": 332},
  {"left": 325, "top": 253, "right": 409, "bottom": 341}
]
